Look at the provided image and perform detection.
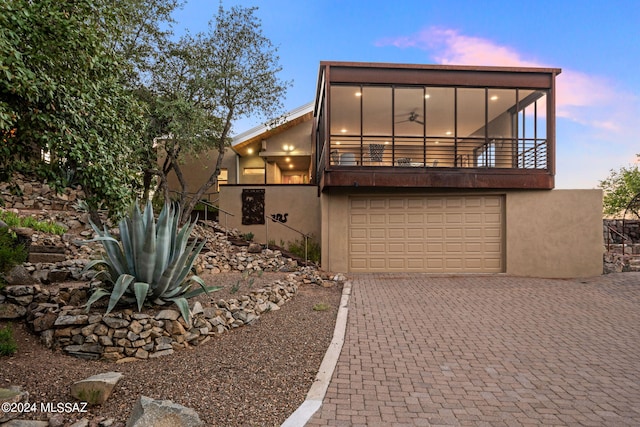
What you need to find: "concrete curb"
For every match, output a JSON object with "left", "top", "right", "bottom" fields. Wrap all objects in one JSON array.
[{"left": 281, "top": 280, "right": 352, "bottom": 427}]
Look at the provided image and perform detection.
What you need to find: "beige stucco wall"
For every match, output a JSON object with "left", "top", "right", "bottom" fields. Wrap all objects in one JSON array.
[
  {"left": 321, "top": 189, "right": 603, "bottom": 278},
  {"left": 219, "top": 185, "right": 320, "bottom": 246},
  {"left": 505, "top": 189, "right": 603, "bottom": 278},
  {"left": 165, "top": 147, "right": 237, "bottom": 197}
]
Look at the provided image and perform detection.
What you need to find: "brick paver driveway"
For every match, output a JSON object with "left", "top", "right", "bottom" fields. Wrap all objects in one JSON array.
[{"left": 306, "top": 273, "right": 640, "bottom": 426}]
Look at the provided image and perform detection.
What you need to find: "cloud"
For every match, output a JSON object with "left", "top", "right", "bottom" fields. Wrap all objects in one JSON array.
[{"left": 376, "top": 27, "right": 636, "bottom": 136}]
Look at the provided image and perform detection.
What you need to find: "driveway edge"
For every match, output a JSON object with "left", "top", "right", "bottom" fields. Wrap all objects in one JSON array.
[{"left": 281, "top": 280, "right": 352, "bottom": 427}]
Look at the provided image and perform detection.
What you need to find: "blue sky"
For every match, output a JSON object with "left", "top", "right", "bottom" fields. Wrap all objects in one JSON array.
[{"left": 172, "top": 0, "right": 640, "bottom": 189}]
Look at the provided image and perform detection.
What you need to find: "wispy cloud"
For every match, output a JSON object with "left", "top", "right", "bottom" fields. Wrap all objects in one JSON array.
[{"left": 376, "top": 27, "right": 636, "bottom": 136}]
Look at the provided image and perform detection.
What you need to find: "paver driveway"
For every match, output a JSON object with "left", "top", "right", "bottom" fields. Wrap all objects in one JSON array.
[{"left": 306, "top": 273, "right": 640, "bottom": 426}]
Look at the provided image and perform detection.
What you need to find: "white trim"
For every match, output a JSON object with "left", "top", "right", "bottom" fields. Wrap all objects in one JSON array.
[{"left": 232, "top": 102, "right": 314, "bottom": 147}]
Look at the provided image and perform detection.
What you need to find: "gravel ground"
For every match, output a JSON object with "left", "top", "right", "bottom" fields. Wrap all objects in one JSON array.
[{"left": 1, "top": 272, "right": 343, "bottom": 426}]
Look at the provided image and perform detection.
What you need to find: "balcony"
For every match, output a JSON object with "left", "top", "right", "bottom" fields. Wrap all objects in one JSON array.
[
  {"left": 313, "top": 62, "right": 560, "bottom": 191},
  {"left": 318, "top": 136, "right": 553, "bottom": 189}
]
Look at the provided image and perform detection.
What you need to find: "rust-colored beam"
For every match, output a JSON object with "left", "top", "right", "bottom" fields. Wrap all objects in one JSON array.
[{"left": 320, "top": 168, "right": 554, "bottom": 191}]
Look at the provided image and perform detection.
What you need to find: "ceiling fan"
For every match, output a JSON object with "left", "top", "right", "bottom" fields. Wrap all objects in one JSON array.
[{"left": 396, "top": 111, "right": 424, "bottom": 125}]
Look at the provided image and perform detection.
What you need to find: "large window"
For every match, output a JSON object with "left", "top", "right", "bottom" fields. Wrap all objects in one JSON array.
[{"left": 329, "top": 84, "right": 548, "bottom": 170}]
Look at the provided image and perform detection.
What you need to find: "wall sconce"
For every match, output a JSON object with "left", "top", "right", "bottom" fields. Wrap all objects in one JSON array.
[{"left": 283, "top": 144, "right": 294, "bottom": 152}]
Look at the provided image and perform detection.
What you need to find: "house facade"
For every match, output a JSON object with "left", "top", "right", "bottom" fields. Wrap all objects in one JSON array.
[{"left": 174, "top": 61, "right": 603, "bottom": 278}]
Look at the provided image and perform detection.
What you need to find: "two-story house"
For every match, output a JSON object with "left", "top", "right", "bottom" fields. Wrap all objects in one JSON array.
[{"left": 179, "top": 61, "right": 602, "bottom": 278}]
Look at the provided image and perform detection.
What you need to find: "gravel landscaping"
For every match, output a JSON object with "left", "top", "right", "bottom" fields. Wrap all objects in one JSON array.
[{"left": 1, "top": 272, "right": 343, "bottom": 426}]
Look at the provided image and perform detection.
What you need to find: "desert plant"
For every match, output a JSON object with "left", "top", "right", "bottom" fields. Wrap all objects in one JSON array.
[
  {"left": 230, "top": 269, "right": 263, "bottom": 294},
  {"left": 287, "top": 235, "right": 321, "bottom": 264},
  {"left": 0, "top": 325, "right": 18, "bottom": 356},
  {"left": 241, "top": 232, "right": 254, "bottom": 241},
  {"left": 0, "top": 210, "right": 66, "bottom": 235},
  {"left": 83, "top": 201, "right": 220, "bottom": 325},
  {"left": 0, "top": 228, "right": 27, "bottom": 278},
  {"left": 313, "top": 302, "right": 330, "bottom": 311}
]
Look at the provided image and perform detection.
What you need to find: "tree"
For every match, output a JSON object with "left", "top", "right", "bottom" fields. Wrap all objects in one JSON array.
[
  {"left": 599, "top": 158, "right": 640, "bottom": 216},
  {"left": 150, "top": 5, "right": 290, "bottom": 224},
  {"left": 0, "top": 0, "right": 142, "bottom": 219},
  {"left": 0, "top": 0, "right": 181, "bottom": 221}
]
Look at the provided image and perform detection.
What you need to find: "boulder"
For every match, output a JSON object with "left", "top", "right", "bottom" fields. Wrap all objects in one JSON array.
[
  {"left": 0, "top": 387, "right": 29, "bottom": 423},
  {"left": 0, "top": 303, "right": 27, "bottom": 319},
  {"left": 126, "top": 396, "right": 203, "bottom": 427},
  {"left": 3, "top": 266, "right": 37, "bottom": 286},
  {"left": 70, "top": 372, "right": 123, "bottom": 405}
]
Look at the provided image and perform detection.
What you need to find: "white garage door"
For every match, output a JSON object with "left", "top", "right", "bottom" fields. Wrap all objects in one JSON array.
[{"left": 348, "top": 195, "right": 504, "bottom": 273}]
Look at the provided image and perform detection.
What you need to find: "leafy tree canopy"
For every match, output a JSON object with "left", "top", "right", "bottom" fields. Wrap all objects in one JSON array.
[
  {"left": 0, "top": 0, "right": 180, "bottom": 219},
  {"left": 599, "top": 158, "right": 640, "bottom": 216},
  {"left": 147, "top": 5, "right": 290, "bottom": 223}
]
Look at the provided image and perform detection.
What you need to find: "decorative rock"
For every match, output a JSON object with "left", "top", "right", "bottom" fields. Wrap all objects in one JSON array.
[
  {"left": 247, "top": 242, "right": 262, "bottom": 253},
  {"left": 126, "top": 395, "right": 203, "bottom": 427},
  {"left": 3, "top": 266, "right": 37, "bottom": 286},
  {"left": 102, "top": 316, "right": 130, "bottom": 329},
  {"left": 1, "top": 420, "right": 49, "bottom": 426},
  {"left": 155, "top": 309, "right": 180, "bottom": 321},
  {"left": 70, "top": 372, "right": 123, "bottom": 405},
  {"left": 54, "top": 314, "right": 88, "bottom": 326},
  {"left": 0, "top": 303, "right": 27, "bottom": 319},
  {"left": 0, "top": 387, "right": 29, "bottom": 423}
]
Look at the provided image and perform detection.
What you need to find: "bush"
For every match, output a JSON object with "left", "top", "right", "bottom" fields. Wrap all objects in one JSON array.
[
  {"left": 0, "top": 210, "right": 66, "bottom": 235},
  {"left": 0, "top": 325, "right": 18, "bottom": 356},
  {"left": 0, "top": 228, "right": 28, "bottom": 276},
  {"left": 287, "top": 235, "right": 321, "bottom": 264}
]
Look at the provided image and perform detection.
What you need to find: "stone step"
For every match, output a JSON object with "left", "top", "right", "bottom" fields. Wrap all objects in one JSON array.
[{"left": 27, "top": 245, "right": 67, "bottom": 264}]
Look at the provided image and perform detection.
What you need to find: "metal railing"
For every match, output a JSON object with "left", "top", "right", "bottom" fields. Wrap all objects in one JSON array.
[
  {"left": 326, "top": 136, "right": 548, "bottom": 170},
  {"left": 197, "top": 199, "right": 235, "bottom": 238},
  {"left": 265, "top": 214, "right": 312, "bottom": 266},
  {"left": 606, "top": 225, "right": 631, "bottom": 255}
]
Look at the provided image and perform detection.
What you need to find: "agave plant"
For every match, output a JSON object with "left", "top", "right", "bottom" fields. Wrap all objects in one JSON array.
[{"left": 83, "top": 200, "right": 220, "bottom": 325}]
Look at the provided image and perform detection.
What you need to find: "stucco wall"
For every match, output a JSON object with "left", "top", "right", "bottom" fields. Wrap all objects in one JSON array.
[
  {"left": 505, "top": 189, "right": 603, "bottom": 278},
  {"left": 165, "top": 148, "right": 237, "bottom": 196},
  {"left": 320, "top": 189, "right": 603, "bottom": 278},
  {"left": 219, "top": 185, "right": 320, "bottom": 247}
]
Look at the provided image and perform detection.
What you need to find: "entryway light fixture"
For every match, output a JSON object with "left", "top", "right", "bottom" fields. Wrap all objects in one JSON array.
[{"left": 283, "top": 144, "right": 295, "bottom": 152}]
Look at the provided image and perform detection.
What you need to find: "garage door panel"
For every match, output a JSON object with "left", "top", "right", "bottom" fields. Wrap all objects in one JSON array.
[
  {"left": 349, "top": 195, "right": 504, "bottom": 273},
  {"left": 368, "top": 229, "right": 386, "bottom": 239},
  {"left": 369, "top": 199, "right": 387, "bottom": 209},
  {"left": 388, "top": 228, "right": 405, "bottom": 239}
]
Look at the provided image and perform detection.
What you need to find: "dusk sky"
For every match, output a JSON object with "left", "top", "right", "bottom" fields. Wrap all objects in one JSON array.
[{"left": 172, "top": 0, "right": 640, "bottom": 189}]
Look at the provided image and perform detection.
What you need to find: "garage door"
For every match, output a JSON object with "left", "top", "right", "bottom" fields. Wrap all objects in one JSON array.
[{"left": 348, "top": 195, "right": 504, "bottom": 273}]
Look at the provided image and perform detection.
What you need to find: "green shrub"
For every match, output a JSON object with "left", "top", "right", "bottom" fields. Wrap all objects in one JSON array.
[
  {"left": 83, "top": 201, "right": 221, "bottom": 325},
  {"left": 287, "top": 235, "right": 321, "bottom": 263},
  {"left": 0, "top": 228, "right": 28, "bottom": 276},
  {"left": 0, "top": 210, "right": 66, "bottom": 235},
  {"left": 0, "top": 325, "right": 18, "bottom": 356}
]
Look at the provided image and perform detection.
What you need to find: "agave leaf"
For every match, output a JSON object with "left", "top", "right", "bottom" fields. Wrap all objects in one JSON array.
[
  {"left": 133, "top": 282, "right": 150, "bottom": 312},
  {"left": 153, "top": 203, "right": 174, "bottom": 284},
  {"left": 119, "top": 216, "right": 135, "bottom": 274},
  {"left": 92, "top": 269, "right": 113, "bottom": 284},
  {"left": 137, "top": 209, "right": 157, "bottom": 284},
  {"left": 153, "top": 237, "right": 200, "bottom": 297},
  {"left": 106, "top": 274, "right": 135, "bottom": 314},
  {"left": 84, "top": 288, "right": 111, "bottom": 312},
  {"left": 87, "top": 234, "right": 128, "bottom": 277},
  {"left": 170, "top": 239, "right": 206, "bottom": 291},
  {"left": 81, "top": 258, "right": 109, "bottom": 274},
  {"left": 168, "top": 297, "right": 192, "bottom": 327},
  {"left": 182, "top": 275, "right": 222, "bottom": 299},
  {"left": 129, "top": 202, "right": 145, "bottom": 278}
]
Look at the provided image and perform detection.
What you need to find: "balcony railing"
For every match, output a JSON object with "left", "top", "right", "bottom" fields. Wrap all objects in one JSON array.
[{"left": 327, "top": 136, "right": 547, "bottom": 170}]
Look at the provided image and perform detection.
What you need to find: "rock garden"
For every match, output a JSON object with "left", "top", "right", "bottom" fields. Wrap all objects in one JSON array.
[{"left": 0, "top": 175, "right": 345, "bottom": 426}]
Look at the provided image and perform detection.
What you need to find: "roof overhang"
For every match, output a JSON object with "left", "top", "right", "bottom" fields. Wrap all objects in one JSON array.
[{"left": 232, "top": 102, "right": 314, "bottom": 153}]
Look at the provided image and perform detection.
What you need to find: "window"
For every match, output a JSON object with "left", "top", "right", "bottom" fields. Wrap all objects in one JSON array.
[{"left": 328, "top": 84, "right": 549, "bottom": 169}]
